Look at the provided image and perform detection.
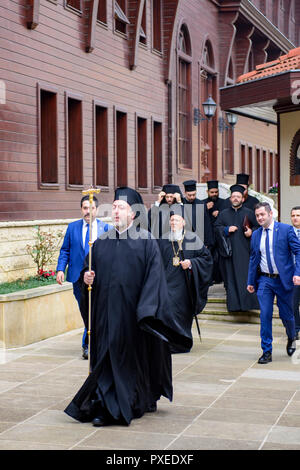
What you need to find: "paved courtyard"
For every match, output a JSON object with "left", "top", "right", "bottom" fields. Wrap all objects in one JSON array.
[{"left": 0, "top": 318, "right": 300, "bottom": 450}]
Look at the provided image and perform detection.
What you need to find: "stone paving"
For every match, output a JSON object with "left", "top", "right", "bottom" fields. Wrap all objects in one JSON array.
[{"left": 0, "top": 319, "right": 300, "bottom": 450}]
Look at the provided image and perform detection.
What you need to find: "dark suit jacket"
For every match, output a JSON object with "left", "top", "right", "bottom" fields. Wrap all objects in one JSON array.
[{"left": 247, "top": 221, "right": 300, "bottom": 291}]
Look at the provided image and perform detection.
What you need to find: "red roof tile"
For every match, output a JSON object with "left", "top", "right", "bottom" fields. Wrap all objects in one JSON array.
[{"left": 237, "top": 46, "right": 300, "bottom": 83}]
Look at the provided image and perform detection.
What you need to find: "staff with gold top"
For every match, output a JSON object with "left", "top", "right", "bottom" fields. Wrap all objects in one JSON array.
[{"left": 82, "top": 187, "right": 100, "bottom": 374}]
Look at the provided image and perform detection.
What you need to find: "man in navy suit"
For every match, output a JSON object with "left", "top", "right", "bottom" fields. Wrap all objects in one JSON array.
[
  {"left": 56, "top": 195, "right": 111, "bottom": 359},
  {"left": 247, "top": 202, "right": 300, "bottom": 364}
]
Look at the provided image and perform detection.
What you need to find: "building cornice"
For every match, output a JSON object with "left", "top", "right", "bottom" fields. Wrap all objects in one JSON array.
[{"left": 219, "top": 0, "right": 295, "bottom": 53}]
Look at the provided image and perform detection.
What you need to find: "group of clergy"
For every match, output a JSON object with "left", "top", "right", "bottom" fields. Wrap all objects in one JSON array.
[
  {"left": 148, "top": 173, "right": 260, "bottom": 313},
  {"left": 64, "top": 174, "right": 260, "bottom": 428}
]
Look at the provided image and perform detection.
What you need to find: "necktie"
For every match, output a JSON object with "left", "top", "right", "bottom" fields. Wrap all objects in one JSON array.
[
  {"left": 297, "top": 229, "right": 300, "bottom": 240},
  {"left": 84, "top": 224, "right": 90, "bottom": 257},
  {"left": 265, "top": 228, "right": 273, "bottom": 274}
]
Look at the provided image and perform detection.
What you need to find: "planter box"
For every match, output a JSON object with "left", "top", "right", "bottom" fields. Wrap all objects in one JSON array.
[{"left": 0, "top": 283, "right": 82, "bottom": 349}]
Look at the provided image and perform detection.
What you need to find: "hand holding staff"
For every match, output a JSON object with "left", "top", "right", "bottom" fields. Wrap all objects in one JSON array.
[{"left": 82, "top": 187, "right": 100, "bottom": 374}]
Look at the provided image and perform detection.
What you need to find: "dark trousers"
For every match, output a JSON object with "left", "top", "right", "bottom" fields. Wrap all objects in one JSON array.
[
  {"left": 257, "top": 276, "right": 296, "bottom": 353},
  {"left": 293, "top": 285, "right": 300, "bottom": 333},
  {"left": 73, "top": 280, "right": 88, "bottom": 348}
]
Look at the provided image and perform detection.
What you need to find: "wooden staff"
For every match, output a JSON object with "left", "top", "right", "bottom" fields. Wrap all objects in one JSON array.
[{"left": 82, "top": 187, "right": 100, "bottom": 374}]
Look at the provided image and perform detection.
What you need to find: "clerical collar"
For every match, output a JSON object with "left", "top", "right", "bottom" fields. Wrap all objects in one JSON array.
[{"left": 231, "top": 204, "right": 243, "bottom": 212}]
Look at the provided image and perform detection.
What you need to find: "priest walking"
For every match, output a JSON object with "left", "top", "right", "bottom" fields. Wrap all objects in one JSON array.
[
  {"left": 215, "top": 184, "right": 259, "bottom": 312},
  {"left": 157, "top": 206, "right": 213, "bottom": 352},
  {"left": 65, "top": 187, "right": 191, "bottom": 427}
]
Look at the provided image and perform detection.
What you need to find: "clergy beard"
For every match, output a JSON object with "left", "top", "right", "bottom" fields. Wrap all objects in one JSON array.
[{"left": 169, "top": 229, "right": 184, "bottom": 242}]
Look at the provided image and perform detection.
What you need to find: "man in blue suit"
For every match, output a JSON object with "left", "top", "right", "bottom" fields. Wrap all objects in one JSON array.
[
  {"left": 56, "top": 195, "right": 111, "bottom": 359},
  {"left": 247, "top": 202, "right": 300, "bottom": 364}
]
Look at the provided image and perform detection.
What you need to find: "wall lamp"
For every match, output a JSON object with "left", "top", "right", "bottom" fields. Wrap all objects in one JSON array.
[
  {"left": 193, "top": 96, "right": 217, "bottom": 125},
  {"left": 218, "top": 111, "right": 238, "bottom": 132}
]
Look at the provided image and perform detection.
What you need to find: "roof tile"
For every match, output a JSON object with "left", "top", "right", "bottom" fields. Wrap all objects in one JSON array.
[{"left": 237, "top": 47, "right": 300, "bottom": 83}]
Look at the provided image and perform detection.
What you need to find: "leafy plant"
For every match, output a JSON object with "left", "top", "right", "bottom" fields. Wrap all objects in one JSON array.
[
  {"left": 269, "top": 182, "right": 278, "bottom": 194},
  {"left": 26, "top": 226, "right": 64, "bottom": 277}
]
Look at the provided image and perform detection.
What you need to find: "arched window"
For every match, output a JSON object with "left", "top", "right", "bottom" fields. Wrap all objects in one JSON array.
[
  {"left": 177, "top": 24, "right": 192, "bottom": 169},
  {"left": 199, "top": 40, "right": 218, "bottom": 180},
  {"left": 290, "top": 129, "right": 300, "bottom": 186}
]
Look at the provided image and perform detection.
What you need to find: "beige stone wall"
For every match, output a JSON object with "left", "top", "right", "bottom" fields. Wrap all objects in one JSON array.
[
  {"left": 0, "top": 220, "right": 72, "bottom": 283},
  {"left": 0, "top": 218, "right": 111, "bottom": 284}
]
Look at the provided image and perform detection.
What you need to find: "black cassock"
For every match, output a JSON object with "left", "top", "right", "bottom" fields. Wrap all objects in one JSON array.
[
  {"left": 215, "top": 206, "right": 260, "bottom": 312},
  {"left": 157, "top": 231, "right": 213, "bottom": 352},
  {"left": 64, "top": 226, "right": 191, "bottom": 426},
  {"left": 182, "top": 197, "right": 215, "bottom": 249}
]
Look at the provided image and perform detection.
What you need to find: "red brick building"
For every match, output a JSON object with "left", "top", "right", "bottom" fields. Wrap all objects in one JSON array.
[{"left": 0, "top": 0, "right": 299, "bottom": 221}]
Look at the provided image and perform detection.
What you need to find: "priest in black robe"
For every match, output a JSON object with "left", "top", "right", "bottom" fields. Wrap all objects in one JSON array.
[
  {"left": 182, "top": 180, "right": 214, "bottom": 250},
  {"left": 157, "top": 207, "right": 213, "bottom": 352},
  {"left": 200, "top": 180, "right": 228, "bottom": 283},
  {"left": 215, "top": 184, "right": 260, "bottom": 312},
  {"left": 148, "top": 184, "right": 183, "bottom": 239},
  {"left": 65, "top": 187, "right": 191, "bottom": 427}
]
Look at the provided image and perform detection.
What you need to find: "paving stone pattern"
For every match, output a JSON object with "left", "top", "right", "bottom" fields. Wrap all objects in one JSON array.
[{"left": 0, "top": 319, "right": 300, "bottom": 450}]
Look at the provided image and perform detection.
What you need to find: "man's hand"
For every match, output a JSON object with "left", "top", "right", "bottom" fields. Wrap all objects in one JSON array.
[
  {"left": 244, "top": 226, "right": 252, "bottom": 238},
  {"left": 247, "top": 285, "right": 255, "bottom": 293},
  {"left": 229, "top": 226, "right": 238, "bottom": 233},
  {"left": 157, "top": 191, "right": 166, "bottom": 203},
  {"left": 207, "top": 201, "right": 214, "bottom": 210},
  {"left": 212, "top": 210, "right": 219, "bottom": 218},
  {"left": 84, "top": 271, "right": 95, "bottom": 285},
  {"left": 173, "top": 192, "right": 182, "bottom": 203},
  {"left": 293, "top": 275, "right": 300, "bottom": 286},
  {"left": 56, "top": 271, "right": 64, "bottom": 285},
  {"left": 180, "top": 259, "right": 191, "bottom": 270}
]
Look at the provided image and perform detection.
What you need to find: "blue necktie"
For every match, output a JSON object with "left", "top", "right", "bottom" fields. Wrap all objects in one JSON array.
[
  {"left": 297, "top": 229, "right": 300, "bottom": 240},
  {"left": 84, "top": 224, "right": 90, "bottom": 257},
  {"left": 265, "top": 228, "right": 273, "bottom": 274}
]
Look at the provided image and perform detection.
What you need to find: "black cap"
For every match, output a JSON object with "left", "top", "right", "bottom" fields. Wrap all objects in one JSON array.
[
  {"left": 236, "top": 173, "right": 249, "bottom": 186},
  {"left": 170, "top": 204, "right": 184, "bottom": 218},
  {"left": 183, "top": 180, "right": 197, "bottom": 192},
  {"left": 114, "top": 186, "right": 144, "bottom": 206},
  {"left": 162, "top": 184, "right": 181, "bottom": 195},
  {"left": 230, "top": 184, "right": 245, "bottom": 195},
  {"left": 207, "top": 180, "right": 218, "bottom": 190}
]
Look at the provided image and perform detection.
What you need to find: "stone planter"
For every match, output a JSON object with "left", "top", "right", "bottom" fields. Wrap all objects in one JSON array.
[{"left": 0, "top": 283, "right": 82, "bottom": 349}]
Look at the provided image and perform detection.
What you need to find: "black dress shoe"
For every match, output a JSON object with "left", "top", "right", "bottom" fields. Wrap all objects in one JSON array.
[
  {"left": 287, "top": 338, "right": 296, "bottom": 357},
  {"left": 258, "top": 351, "right": 272, "bottom": 364},
  {"left": 82, "top": 346, "right": 88, "bottom": 360},
  {"left": 92, "top": 417, "right": 107, "bottom": 427}
]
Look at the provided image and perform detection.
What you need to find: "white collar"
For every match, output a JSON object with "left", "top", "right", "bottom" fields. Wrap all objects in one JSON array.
[{"left": 264, "top": 220, "right": 274, "bottom": 232}]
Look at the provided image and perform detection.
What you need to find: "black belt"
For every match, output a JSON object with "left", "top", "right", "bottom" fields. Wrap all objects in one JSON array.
[{"left": 260, "top": 272, "right": 279, "bottom": 279}]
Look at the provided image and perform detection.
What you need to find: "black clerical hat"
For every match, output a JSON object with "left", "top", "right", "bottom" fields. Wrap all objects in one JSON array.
[
  {"left": 207, "top": 180, "right": 218, "bottom": 190},
  {"left": 169, "top": 203, "right": 184, "bottom": 218},
  {"left": 114, "top": 186, "right": 144, "bottom": 206},
  {"left": 236, "top": 173, "right": 249, "bottom": 186},
  {"left": 183, "top": 180, "right": 197, "bottom": 192},
  {"left": 162, "top": 184, "right": 181, "bottom": 195},
  {"left": 230, "top": 184, "right": 245, "bottom": 195}
]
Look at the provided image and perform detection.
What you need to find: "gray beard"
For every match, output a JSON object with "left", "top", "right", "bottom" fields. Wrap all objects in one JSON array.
[{"left": 169, "top": 230, "right": 184, "bottom": 242}]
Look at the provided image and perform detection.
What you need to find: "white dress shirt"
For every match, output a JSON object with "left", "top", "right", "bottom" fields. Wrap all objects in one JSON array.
[
  {"left": 82, "top": 219, "right": 98, "bottom": 247},
  {"left": 259, "top": 220, "right": 279, "bottom": 274}
]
